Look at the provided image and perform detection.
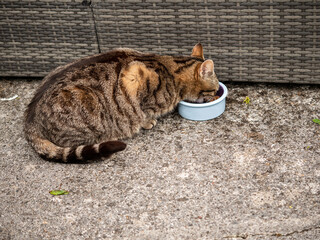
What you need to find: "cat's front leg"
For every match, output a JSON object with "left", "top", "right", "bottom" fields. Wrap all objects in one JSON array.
[{"left": 142, "top": 119, "right": 157, "bottom": 130}]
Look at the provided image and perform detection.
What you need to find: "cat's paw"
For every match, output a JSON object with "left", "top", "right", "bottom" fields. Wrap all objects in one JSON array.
[{"left": 142, "top": 119, "right": 157, "bottom": 130}]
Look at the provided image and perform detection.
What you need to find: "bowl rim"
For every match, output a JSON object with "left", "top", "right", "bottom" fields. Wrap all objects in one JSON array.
[{"left": 179, "top": 82, "right": 228, "bottom": 108}]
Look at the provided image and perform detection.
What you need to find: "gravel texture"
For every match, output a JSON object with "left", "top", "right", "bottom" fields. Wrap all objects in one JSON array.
[{"left": 0, "top": 79, "right": 319, "bottom": 239}]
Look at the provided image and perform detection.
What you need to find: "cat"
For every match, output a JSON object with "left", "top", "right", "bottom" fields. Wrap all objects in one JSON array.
[{"left": 24, "top": 43, "right": 219, "bottom": 162}]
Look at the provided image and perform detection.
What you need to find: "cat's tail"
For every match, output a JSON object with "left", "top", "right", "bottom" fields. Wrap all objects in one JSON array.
[
  {"left": 25, "top": 131, "right": 126, "bottom": 163},
  {"left": 58, "top": 141, "right": 127, "bottom": 163}
]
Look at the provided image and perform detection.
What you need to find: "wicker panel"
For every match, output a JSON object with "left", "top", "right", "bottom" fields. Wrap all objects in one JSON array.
[
  {"left": 0, "top": 0, "right": 99, "bottom": 77},
  {"left": 1, "top": 0, "right": 319, "bottom": 83},
  {"left": 93, "top": 0, "right": 320, "bottom": 84}
]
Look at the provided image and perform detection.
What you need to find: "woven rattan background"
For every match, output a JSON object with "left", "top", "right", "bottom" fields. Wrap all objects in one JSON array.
[
  {"left": 94, "top": 0, "right": 320, "bottom": 84},
  {"left": 0, "top": 0, "right": 98, "bottom": 77},
  {"left": 1, "top": 0, "right": 320, "bottom": 84}
]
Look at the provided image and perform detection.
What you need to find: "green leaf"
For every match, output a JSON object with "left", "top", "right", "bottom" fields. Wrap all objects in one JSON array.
[
  {"left": 312, "top": 118, "right": 320, "bottom": 125},
  {"left": 49, "top": 190, "right": 69, "bottom": 195}
]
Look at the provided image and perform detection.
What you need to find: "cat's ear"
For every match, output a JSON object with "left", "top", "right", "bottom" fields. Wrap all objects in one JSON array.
[
  {"left": 199, "top": 60, "right": 214, "bottom": 78},
  {"left": 191, "top": 43, "right": 204, "bottom": 60}
]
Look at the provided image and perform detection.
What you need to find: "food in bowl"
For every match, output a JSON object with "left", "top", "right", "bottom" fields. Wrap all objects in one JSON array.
[{"left": 186, "top": 95, "right": 220, "bottom": 104}]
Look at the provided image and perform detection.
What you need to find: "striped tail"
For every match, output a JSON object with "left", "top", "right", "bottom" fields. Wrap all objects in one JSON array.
[
  {"left": 25, "top": 132, "right": 126, "bottom": 163},
  {"left": 61, "top": 141, "right": 127, "bottom": 163}
]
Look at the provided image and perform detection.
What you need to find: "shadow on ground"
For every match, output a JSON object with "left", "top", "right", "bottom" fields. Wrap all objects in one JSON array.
[{"left": 0, "top": 79, "right": 319, "bottom": 239}]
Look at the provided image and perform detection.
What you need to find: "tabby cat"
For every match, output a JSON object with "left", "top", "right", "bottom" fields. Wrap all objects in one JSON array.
[{"left": 24, "top": 43, "right": 219, "bottom": 162}]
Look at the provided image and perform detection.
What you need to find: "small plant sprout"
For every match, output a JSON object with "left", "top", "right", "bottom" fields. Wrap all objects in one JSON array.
[{"left": 244, "top": 96, "right": 250, "bottom": 104}]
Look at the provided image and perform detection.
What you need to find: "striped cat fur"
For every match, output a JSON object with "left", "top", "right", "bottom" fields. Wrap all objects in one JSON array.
[{"left": 24, "top": 43, "right": 219, "bottom": 162}]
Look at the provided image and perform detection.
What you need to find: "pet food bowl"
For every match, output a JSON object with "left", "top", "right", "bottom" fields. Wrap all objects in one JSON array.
[{"left": 178, "top": 82, "right": 228, "bottom": 121}]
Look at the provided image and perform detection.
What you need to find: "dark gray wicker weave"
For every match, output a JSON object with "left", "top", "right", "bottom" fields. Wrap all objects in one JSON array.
[
  {"left": 0, "top": 0, "right": 98, "bottom": 77},
  {"left": 1, "top": 0, "right": 319, "bottom": 84}
]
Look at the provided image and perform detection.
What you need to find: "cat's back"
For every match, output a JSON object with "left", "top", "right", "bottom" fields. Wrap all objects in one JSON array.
[
  {"left": 40, "top": 48, "right": 148, "bottom": 90},
  {"left": 25, "top": 48, "right": 153, "bottom": 123}
]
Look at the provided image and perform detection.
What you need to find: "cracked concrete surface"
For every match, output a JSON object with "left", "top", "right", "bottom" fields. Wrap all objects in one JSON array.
[{"left": 0, "top": 79, "right": 319, "bottom": 239}]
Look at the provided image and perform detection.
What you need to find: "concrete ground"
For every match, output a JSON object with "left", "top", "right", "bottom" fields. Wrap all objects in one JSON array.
[{"left": 0, "top": 79, "right": 319, "bottom": 240}]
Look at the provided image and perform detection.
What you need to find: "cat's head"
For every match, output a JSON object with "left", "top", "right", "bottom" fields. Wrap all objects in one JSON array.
[{"left": 188, "top": 43, "right": 219, "bottom": 101}]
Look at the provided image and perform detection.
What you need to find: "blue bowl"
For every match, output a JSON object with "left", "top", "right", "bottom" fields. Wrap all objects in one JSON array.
[{"left": 178, "top": 82, "right": 228, "bottom": 121}]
